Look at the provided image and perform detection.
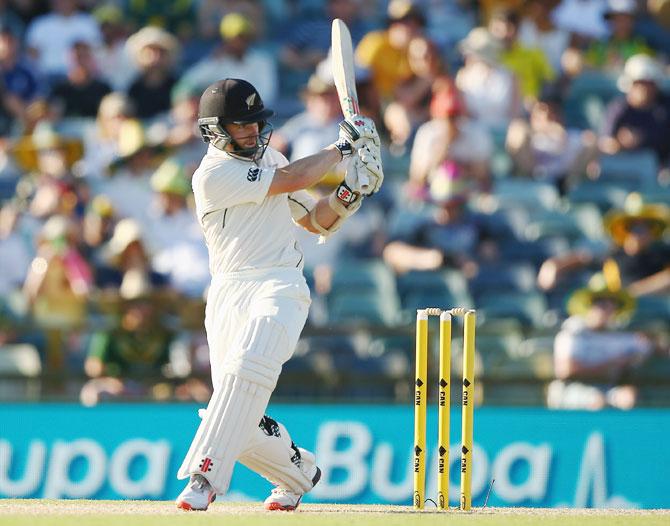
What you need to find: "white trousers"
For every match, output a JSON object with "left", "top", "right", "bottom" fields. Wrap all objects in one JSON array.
[{"left": 178, "top": 268, "right": 312, "bottom": 493}]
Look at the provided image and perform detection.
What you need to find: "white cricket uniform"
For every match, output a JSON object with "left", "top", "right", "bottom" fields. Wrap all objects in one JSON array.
[{"left": 177, "top": 144, "right": 320, "bottom": 495}]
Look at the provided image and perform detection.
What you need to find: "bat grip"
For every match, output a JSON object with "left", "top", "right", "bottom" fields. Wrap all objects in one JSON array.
[{"left": 358, "top": 172, "right": 370, "bottom": 192}]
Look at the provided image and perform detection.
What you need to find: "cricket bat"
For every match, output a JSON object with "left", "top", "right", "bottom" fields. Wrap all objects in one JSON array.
[{"left": 331, "top": 18, "right": 370, "bottom": 192}]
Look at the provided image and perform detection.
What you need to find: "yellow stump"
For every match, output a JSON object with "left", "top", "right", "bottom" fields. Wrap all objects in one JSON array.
[
  {"left": 413, "top": 309, "right": 428, "bottom": 509},
  {"left": 460, "top": 310, "right": 476, "bottom": 511},
  {"left": 437, "top": 312, "right": 451, "bottom": 509}
]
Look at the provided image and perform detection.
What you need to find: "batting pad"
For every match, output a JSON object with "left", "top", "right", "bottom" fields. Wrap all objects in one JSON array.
[
  {"left": 239, "top": 417, "right": 317, "bottom": 494},
  {"left": 177, "top": 316, "right": 290, "bottom": 493}
]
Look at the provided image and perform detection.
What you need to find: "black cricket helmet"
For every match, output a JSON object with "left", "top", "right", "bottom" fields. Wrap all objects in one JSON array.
[{"left": 198, "top": 78, "right": 274, "bottom": 161}]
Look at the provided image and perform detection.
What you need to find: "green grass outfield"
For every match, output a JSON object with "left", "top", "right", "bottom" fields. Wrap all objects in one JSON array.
[{"left": 1, "top": 500, "right": 668, "bottom": 526}]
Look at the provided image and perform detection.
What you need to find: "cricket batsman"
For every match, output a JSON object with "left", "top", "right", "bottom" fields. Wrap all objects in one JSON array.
[{"left": 175, "top": 78, "right": 383, "bottom": 511}]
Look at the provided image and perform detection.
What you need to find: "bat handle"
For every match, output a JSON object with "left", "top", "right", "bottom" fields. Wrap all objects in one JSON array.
[{"left": 359, "top": 172, "right": 370, "bottom": 193}]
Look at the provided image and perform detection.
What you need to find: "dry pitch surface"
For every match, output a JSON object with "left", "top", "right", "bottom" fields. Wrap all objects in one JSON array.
[{"left": 1, "top": 500, "right": 668, "bottom": 526}]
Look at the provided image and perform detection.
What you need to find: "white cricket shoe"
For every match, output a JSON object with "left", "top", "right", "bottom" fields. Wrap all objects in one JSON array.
[
  {"left": 264, "top": 448, "right": 321, "bottom": 511},
  {"left": 176, "top": 474, "right": 216, "bottom": 511}
]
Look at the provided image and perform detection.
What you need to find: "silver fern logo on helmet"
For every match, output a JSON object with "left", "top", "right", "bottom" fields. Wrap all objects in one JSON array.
[{"left": 245, "top": 93, "right": 256, "bottom": 109}]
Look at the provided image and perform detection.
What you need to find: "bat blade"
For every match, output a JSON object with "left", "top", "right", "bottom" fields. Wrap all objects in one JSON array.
[
  {"left": 332, "top": 18, "right": 370, "bottom": 192},
  {"left": 331, "top": 18, "right": 359, "bottom": 119}
]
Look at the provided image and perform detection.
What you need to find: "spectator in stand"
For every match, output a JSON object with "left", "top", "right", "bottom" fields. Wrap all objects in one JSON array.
[
  {"left": 81, "top": 92, "right": 135, "bottom": 179},
  {"left": 10, "top": 125, "right": 85, "bottom": 221},
  {"left": 80, "top": 194, "right": 116, "bottom": 263},
  {"left": 538, "top": 193, "right": 670, "bottom": 296},
  {"left": 456, "top": 27, "right": 521, "bottom": 132},
  {"left": 383, "top": 36, "right": 446, "bottom": 153},
  {"left": 552, "top": 0, "right": 609, "bottom": 40},
  {"left": 489, "top": 8, "right": 556, "bottom": 105},
  {"left": 383, "top": 167, "right": 492, "bottom": 276},
  {"left": 92, "top": 4, "right": 134, "bottom": 92},
  {"left": 144, "top": 157, "right": 209, "bottom": 297},
  {"left": 418, "top": 0, "right": 476, "bottom": 50},
  {"left": 281, "top": 0, "right": 369, "bottom": 77},
  {"left": 81, "top": 287, "right": 176, "bottom": 406},
  {"left": 356, "top": 0, "right": 426, "bottom": 103},
  {"left": 197, "top": 0, "right": 267, "bottom": 43},
  {"left": 603, "top": 195, "right": 670, "bottom": 296},
  {"left": 518, "top": 0, "right": 569, "bottom": 72},
  {"left": 0, "top": 22, "right": 45, "bottom": 108},
  {"left": 639, "top": 0, "right": 670, "bottom": 55},
  {"left": 480, "top": 0, "right": 526, "bottom": 23},
  {"left": 270, "top": 64, "right": 341, "bottom": 164},
  {"left": 94, "top": 217, "right": 170, "bottom": 297},
  {"left": 564, "top": 0, "right": 654, "bottom": 76},
  {"left": 49, "top": 40, "right": 111, "bottom": 119},
  {"left": 23, "top": 214, "right": 92, "bottom": 370},
  {"left": 125, "top": 0, "right": 196, "bottom": 39},
  {"left": 96, "top": 119, "right": 165, "bottom": 221},
  {"left": 586, "top": 0, "right": 653, "bottom": 71},
  {"left": 506, "top": 92, "right": 597, "bottom": 191},
  {"left": 126, "top": 26, "right": 180, "bottom": 121},
  {"left": 599, "top": 54, "right": 670, "bottom": 164},
  {"left": 147, "top": 84, "right": 206, "bottom": 169},
  {"left": 409, "top": 77, "right": 494, "bottom": 196},
  {"left": 0, "top": 201, "right": 34, "bottom": 297},
  {"left": 547, "top": 274, "right": 653, "bottom": 410},
  {"left": 0, "top": 25, "right": 39, "bottom": 133},
  {"left": 25, "top": 0, "right": 102, "bottom": 81},
  {"left": 176, "top": 12, "right": 277, "bottom": 106}
]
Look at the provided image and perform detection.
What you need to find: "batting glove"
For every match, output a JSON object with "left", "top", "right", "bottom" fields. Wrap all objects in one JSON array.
[
  {"left": 356, "top": 144, "right": 384, "bottom": 196},
  {"left": 334, "top": 114, "right": 380, "bottom": 159}
]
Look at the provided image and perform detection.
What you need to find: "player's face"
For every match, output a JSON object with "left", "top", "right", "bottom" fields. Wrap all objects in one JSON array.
[{"left": 225, "top": 122, "right": 260, "bottom": 150}]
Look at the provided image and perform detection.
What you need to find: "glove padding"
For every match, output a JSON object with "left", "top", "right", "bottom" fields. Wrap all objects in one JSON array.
[
  {"left": 356, "top": 144, "right": 384, "bottom": 195},
  {"left": 334, "top": 114, "right": 381, "bottom": 160},
  {"left": 329, "top": 154, "right": 363, "bottom": 216},
  {"left": 313, "top": 156, "right": 364, "bottom": 243},
  {"left": 338, "top": 114, "right": 380, "bottom": 150}
]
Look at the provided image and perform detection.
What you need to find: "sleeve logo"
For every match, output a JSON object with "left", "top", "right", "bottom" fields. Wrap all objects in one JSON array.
[{"left": 247, "top": 167, "right": 260, "bottom": 182}]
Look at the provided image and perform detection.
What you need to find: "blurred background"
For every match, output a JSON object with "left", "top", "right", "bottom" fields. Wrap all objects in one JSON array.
[{"left": 0, "top": 0, "right": 669, "bottom": 509}]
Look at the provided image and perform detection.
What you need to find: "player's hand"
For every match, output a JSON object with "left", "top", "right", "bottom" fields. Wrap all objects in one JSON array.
[
  {"left": 356, "top": 143, "right": 384, "bottom": 195},
  {"left": 334, "top": 114, "right": 380, "bottom": 158},
  {"left": 329, "top": 155, "right": 364, "bottom": 217},
  {"left": 336, "top": 155, "right": 363, "bottom": 208}
]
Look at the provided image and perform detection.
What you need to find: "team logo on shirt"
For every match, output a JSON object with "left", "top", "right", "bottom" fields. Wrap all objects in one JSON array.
[{"left": 247, "top": 167, "right": 260, "bottom": 181}]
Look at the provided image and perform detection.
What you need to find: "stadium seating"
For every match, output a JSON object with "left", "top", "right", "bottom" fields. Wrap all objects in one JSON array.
[
  {"left": 498, "top": 237, "right": 571, "bottom": 267},
  {"left": 478, "top": 291, "right": 549, "bottom": 328},
  {"left": 329, "top": 259, "right": 397, "bottom": 296},
  {"left": 492, "top": 178, "right": 561, "bottom": 211},
  {"left": 563, "top": 72, "right": 619, "bottom": 130},
  {"left": 468, "top": 262, "right": 536, "bottom": 300},
  {"left": 522, "top": 204, "right": 605, "bottom": 243},
  {"left": 328, "top": 291, "right": 400, "bottom": 326},
  {"left": 477, "top": 206, "right": 528, "bottom": 240},
  {"left": 598, "top": 150, "right": 659, "bottom": 189},
  {"left": 567, "top": 180, "right": 630, "bottom": 212}
]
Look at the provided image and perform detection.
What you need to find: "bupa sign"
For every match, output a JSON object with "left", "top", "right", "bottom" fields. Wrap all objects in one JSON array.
[
  {"left": 0, "top": 404, "right": 667, "bottom": 508},
  {"left": 0, "top": 439, "right": 170, "bottom": 498}
]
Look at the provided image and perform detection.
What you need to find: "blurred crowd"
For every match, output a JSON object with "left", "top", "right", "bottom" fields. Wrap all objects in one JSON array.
[{"left": 0, "top": 0, "right": 669, "bottom": 409}]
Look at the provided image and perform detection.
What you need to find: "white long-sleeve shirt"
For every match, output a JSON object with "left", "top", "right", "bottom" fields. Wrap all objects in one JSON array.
[{"left": 192, "top": 146, "right": 315, "bottom": 276}]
